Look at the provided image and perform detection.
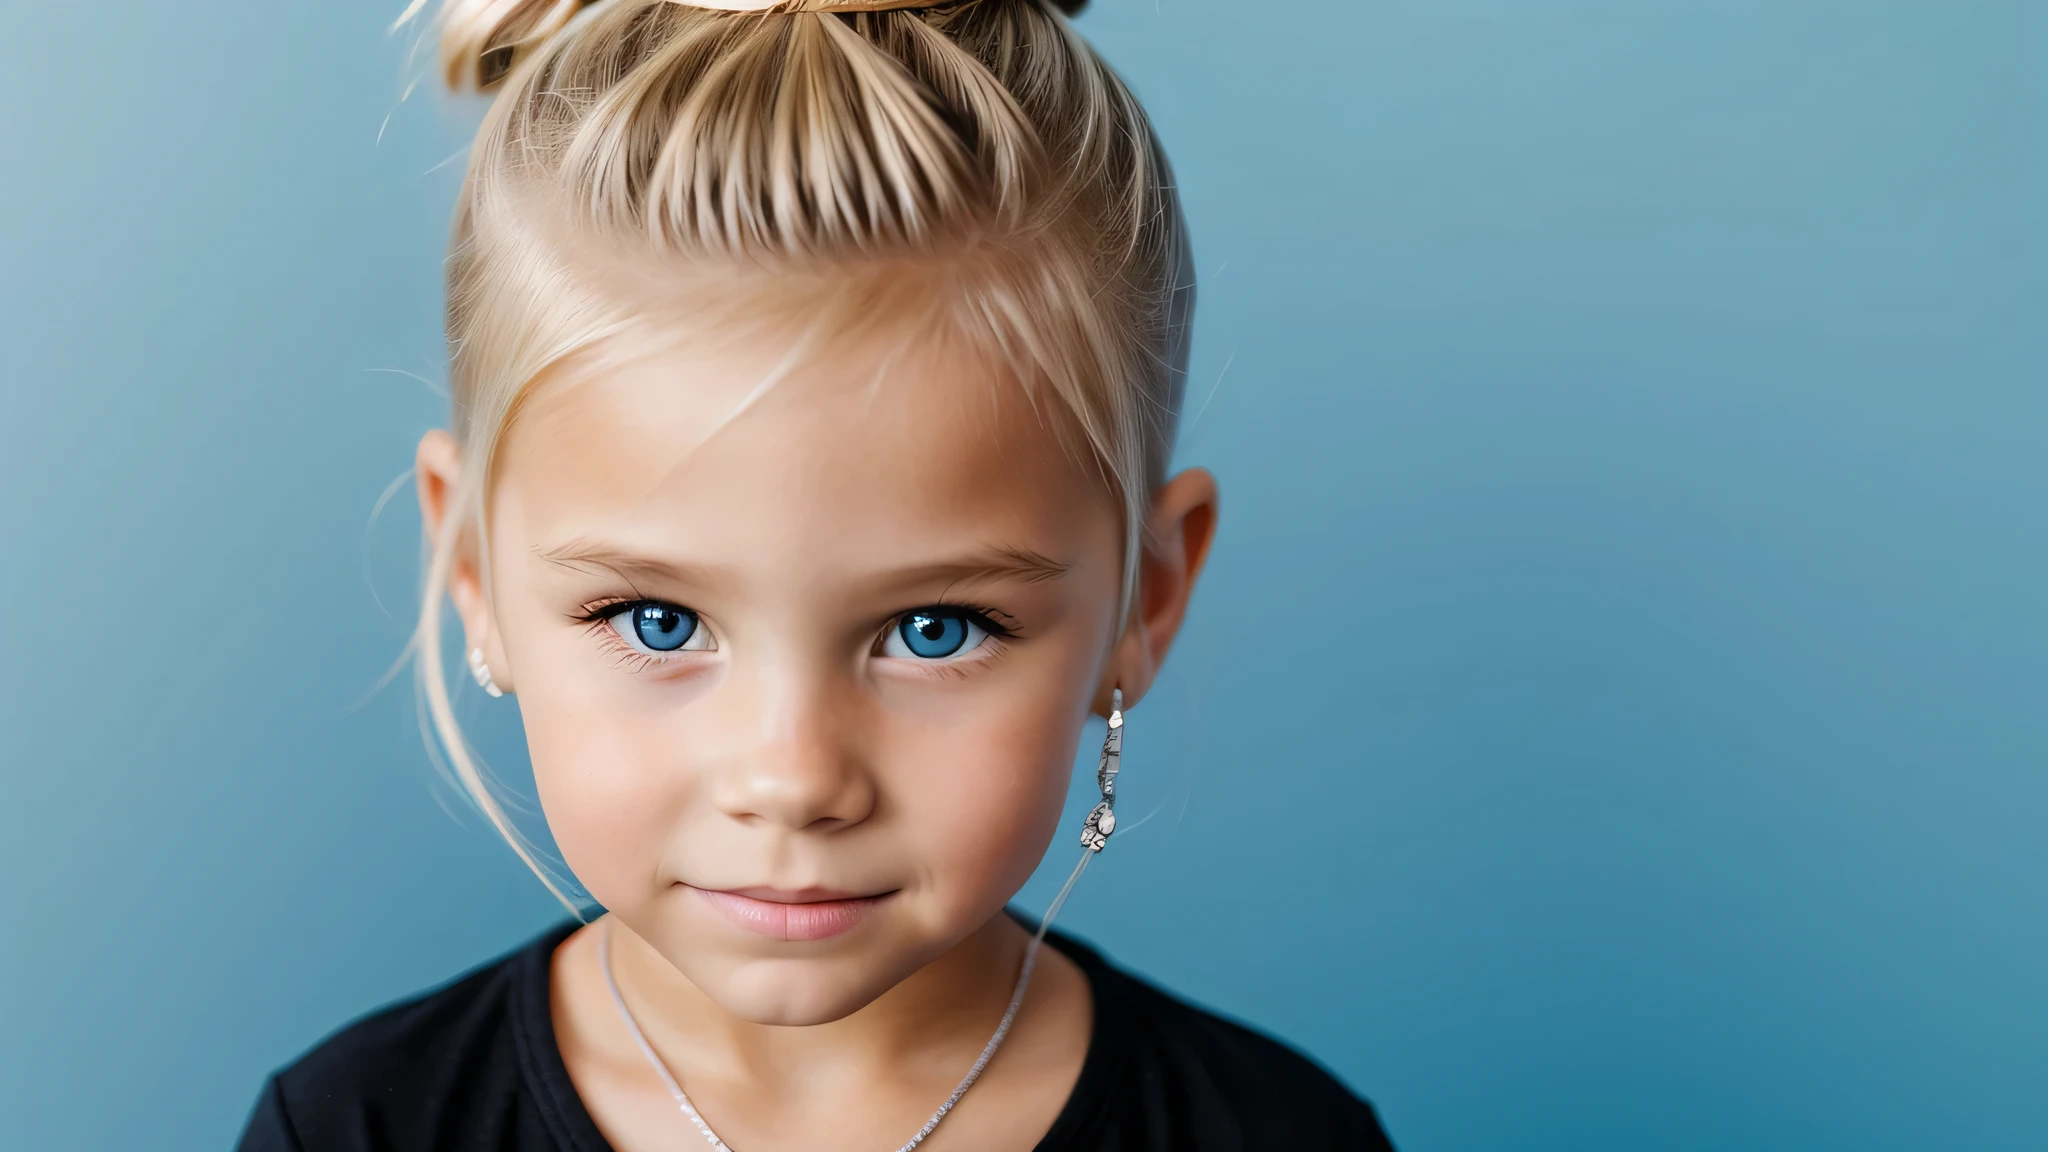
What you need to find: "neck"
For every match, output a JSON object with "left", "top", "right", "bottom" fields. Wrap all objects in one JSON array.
[{"left": 603, "top": 911, "right": 1035, "bottom": 1085}]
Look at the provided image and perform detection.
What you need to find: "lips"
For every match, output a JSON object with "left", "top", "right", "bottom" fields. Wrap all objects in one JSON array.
[{"left": 692, "top": 886, "right": 889, "bottom": 942}]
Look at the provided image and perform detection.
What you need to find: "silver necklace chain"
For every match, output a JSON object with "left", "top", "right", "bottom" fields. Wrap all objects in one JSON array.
[{"left": 598, "top": 877, "right": 1078, "bottom": 1152}]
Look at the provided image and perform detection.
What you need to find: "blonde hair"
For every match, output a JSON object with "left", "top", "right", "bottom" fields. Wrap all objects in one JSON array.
[{"left": 406, "top": 0, "right": 1194, "bottom": 907}]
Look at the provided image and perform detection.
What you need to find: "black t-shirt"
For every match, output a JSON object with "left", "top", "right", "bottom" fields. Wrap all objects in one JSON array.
[{"left": 237, "top": 921, "right": 1395, "bottom": 1151}]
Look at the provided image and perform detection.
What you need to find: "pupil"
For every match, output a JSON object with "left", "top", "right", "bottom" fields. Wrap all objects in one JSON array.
[{"left": 917, "top": 617, "right": 946, "bottom": 641}]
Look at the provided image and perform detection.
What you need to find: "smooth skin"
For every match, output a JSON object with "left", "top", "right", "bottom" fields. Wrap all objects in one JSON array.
[{"left": 417, "top": 315, "right": 1217, "bottom": 1151}]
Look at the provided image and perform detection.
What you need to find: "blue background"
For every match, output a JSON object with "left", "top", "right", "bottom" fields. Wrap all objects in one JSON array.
[{"left": 2, "top": 1, "right": 2042, "bottom": 1148}]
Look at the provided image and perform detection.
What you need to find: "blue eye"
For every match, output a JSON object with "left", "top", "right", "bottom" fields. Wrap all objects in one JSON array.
[
  {"left": 633, "top": 604, "right": 696, "bottom": 651},
  {"left": 902, "top": 612, "right": 965, "bottom": 658},
  {"left": 606, "top": 602, "right": 710, "bottom": 655},
  {"left": 884, "top": 609, "right": 990, "bottom": 661}
]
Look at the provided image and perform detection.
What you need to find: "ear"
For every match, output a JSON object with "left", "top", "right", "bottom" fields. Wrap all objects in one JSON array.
[
  {"left": 417, "top": 429, "right": 513, "bottom": 693},
  {"left": 1099, "top": 467, "right": 1219, "bottom": 713}
]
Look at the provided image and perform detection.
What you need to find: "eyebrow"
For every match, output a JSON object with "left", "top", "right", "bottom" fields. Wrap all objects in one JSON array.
[
  {"left": 533, "top": 540, "right": 724, "bottom": 589},
  {"left": 896, "top": 546, "right": 1073, "bottom": 588},
  {"left": 532, "top": 539, "right": 1072, "bottom": 590}
]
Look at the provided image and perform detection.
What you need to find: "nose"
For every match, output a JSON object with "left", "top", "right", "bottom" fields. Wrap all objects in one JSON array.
[{"left": 707, "top": 664, "right": 876, "bottom": 834}]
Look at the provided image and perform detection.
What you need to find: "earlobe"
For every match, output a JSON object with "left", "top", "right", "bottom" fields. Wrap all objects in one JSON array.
[{"left": 468, "top": 646, "right": 506, "bottom": 698}]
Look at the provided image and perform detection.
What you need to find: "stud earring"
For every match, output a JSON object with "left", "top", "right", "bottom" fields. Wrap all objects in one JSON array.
[
  {"left": 1079, "top": 688, "right": 1123, "bottom": 852},
  {"left": 468, "top": 647, "right": 504, "bottom": 698}
]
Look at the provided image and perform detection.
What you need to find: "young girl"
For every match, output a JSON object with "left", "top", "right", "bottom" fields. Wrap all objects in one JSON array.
[{"left": 238, "top": 0, "right": 1393, "bottom": 1148}]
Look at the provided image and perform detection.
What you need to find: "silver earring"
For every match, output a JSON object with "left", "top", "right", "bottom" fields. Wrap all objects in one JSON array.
[
  {"left": 1079, "top": 689, "right": 1123, "bottom": 852},
  {"left": 468, "top": 647, "right": 504, "bottom": 698}
]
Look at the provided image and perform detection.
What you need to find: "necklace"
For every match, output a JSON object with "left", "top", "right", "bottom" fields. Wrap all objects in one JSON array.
[{"left": 599, "top": 919, "right": 1043, "bottom": 1152}]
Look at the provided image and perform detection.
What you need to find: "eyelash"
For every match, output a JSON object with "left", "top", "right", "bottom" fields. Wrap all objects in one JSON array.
[
  {"left": 565, "top": 598, "right": 1020, "bottom": 674},
  {"left": 570, "top": 598, "right": 693, "bottom": 674},
  {"left": 893, "top": 603, "right": 1017, "bottom": 678},
  {"left": 924, "top": 604, "right": 1019, "bottom": 640}
]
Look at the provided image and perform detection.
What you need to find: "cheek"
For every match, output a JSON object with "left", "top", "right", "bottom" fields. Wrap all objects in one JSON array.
[
  {"left": 893, "top": 671, "right": 1092, "bottom": 922},
  {"left": 515, "top": 652, "right": 696, "bottom": 910}
]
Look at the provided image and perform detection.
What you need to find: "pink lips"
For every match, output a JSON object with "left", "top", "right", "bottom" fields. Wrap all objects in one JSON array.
[{"left": 693, "top": 886, "right": 887, "bottom": 942}]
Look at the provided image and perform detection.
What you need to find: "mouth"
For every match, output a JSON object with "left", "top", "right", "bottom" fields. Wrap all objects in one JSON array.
[{"left": 689, "top": 885, "right": 893, "bottom": 942}]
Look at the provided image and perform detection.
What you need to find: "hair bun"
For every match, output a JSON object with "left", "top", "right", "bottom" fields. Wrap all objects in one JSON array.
[
  {"left": 420, "top": 0, "right": 1086, "bottom": 91},
  {"left": 412, "top": 0, "right": 593, "bottom": 91}
]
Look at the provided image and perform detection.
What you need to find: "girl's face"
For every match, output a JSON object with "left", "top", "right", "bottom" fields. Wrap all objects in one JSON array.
[{"left": 436, "top": 320, "right": 1190, "bottom": 1027}]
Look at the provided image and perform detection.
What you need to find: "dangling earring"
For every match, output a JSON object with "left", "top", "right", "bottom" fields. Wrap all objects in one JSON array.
[
  {"left": 1079, "top": 688, "right": 1123, "bottom": 852},
  {"left": 468, "top": 647, "right": 504, "bottom": 698}
]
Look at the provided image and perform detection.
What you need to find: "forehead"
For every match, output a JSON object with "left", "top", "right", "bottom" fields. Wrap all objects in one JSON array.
[{"left": 493, "top": 319, "right": 1114, "bottom": 579}]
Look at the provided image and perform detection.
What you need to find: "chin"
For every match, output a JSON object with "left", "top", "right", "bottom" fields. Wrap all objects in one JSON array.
[{"left": 699, "top": 954, "right": 915, "bottom": 1026}]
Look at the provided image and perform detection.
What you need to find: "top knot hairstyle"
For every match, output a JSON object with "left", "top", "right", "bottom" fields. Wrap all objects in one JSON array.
[{"left": 404, "top": 0, "right": 1192, "bottom": 907}]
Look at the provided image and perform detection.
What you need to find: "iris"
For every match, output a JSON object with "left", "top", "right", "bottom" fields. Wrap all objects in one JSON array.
[
  {"left": 898, "top": 611, "right": 969, "bottom": 658},
  {"left": 631, "top": 604, "right": 697, "bottom": 652}
]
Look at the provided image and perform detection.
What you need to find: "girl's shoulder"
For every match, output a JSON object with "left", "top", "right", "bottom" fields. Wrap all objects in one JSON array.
[
  {"left": 1046, "top": 930, "right": 1396, "bottom": 1151},
  {"left": 237, "top": 922, "right": 1395, "bottom": 1152},
  {"left": 236, "top": 922, "right": 580, "bottom": 1152}
]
